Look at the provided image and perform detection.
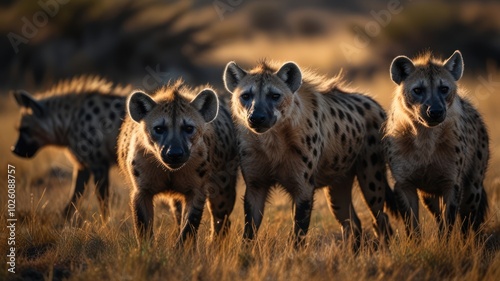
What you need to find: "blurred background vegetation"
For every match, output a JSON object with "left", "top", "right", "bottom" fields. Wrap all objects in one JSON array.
[
  {"left": 1, "top": 0, "right": 499, "bottom": 182},
  {"left": 0, "top": 3, "right": 499, "bottom": 280},
  {"left": 0, "top": 0, "right": 498, "bottom": 92}
]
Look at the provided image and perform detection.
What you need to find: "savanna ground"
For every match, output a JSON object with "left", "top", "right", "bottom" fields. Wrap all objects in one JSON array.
[{"left": 1, "top": 1, "right": 500, "bottom": 280}]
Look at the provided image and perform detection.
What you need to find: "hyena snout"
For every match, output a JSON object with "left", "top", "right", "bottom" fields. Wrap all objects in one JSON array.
[
  {"left": 423, "top": 104, "right": 446, "bottom": 126},
  {"left": 249, "top": 111, "right": 266, "bottom": 126},
  {"left": 11, "top": 136, "right": 40, "bottom": 158},
  {"left": 247, "top": 108, "right": 276, "bottom": 133},
  {"left": 161, "top": 145, "right": 190, "bottom": 169}
]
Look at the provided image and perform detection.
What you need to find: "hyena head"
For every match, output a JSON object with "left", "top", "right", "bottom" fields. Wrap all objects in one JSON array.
[
  {"left": 128, "top": 82, "right": 219, "bottom": 170},
  {"left": 390, "top": 50, "right": 464, "bottom": 127},
  {"left": 11, "top": 90, "right": 53, "bottom": 158},
  {"left": 223, "top": 61, "right": 302, "bottom": 133}
]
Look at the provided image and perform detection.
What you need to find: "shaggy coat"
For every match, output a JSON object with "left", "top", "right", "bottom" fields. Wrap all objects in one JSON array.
[
  {"left": 224, "top": 60, "right": 396, "bottom": 248},
  {"left": 384, "top": 51, "right": 489, "bottom": 235},
  {"left": 12, "top": 76, "right": 131, "bottom": 219}
]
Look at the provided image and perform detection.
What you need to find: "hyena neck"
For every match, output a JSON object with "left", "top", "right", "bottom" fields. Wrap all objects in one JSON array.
[
  {"left": 47, "top": 97, "right": 74, "bottom": 145},
  {"left": 254, "top": 96, "right": 304, "bottom": 159},
  {"left": 391, "top": 98, "right": 460, "bottom": 150},
  {"left": 285, "top": 92, "right": 308, "bottom": 129}
]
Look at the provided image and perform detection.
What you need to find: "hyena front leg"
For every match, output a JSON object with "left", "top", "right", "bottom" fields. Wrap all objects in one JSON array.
[
  {"left": 442, "top": 183, "right": 461, "bottom": 233},
  {"left": 64, "top": 166, "right": 91, "bottom": 218},
  {"left": 242, "top": 181, "right": 271, "bottom": 241},
  {"left": 394, "top": 181, "right": 420, "bottom": 237},
  {"left": 177, "top": 190, "right": 206, "bottom": 246},
  {"left": 93, "top": 166, "right": 110, "bottom": 220},
  {"left": 170, "top": 199, "right": 184, "bottom": 227},
  {"left": 292, "top": 185, "right": 315, "bottom": 247},
  {"left": 132, "top": 190, "right": 155, "bottom": 245}
]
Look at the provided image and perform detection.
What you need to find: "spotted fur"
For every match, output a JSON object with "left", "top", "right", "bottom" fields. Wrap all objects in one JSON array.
[
  {"left": 384, "top": 50, "right": 489, "bottom": 236},
  {"left": 12, "top": 76, "right": 131, "bottom": 219},
  {"left": 224, "top": 60, "right": 396, "bottom": 249},
  {"left": 118, "top": 80, "right": 238, "bottom": 246}
]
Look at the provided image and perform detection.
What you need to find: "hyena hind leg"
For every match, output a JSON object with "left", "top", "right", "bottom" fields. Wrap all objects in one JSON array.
[
  {"left": 324, "top": 171, "right": 362, "bottom": 252},
  {"left": 356, "top": 165, "right": 393, "bottom": 243}
]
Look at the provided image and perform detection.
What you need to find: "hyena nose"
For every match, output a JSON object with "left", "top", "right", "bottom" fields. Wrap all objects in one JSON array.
[
  {"left": 427, "top": 108, "right": 445, "bottom": 120},
  {"left": 249, "top": 113, "right": 266, "bottom": 125},
  {"left": 166, "top": 147, "right": 184, "bottom": 160}
]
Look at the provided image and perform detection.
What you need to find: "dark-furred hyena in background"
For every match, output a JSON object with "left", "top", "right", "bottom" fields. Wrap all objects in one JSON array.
[
  {"left": 12, "top": 76, "right": 131, "bottom": 220},
  {"left": 384, "top": 50, "right": 489, "bottom": 236},
  {"left": 118, "top": 80, "right": 238, "bottom": 246},
  {"left": 224, "top": 60, "right": 396, "bottom": 249}
]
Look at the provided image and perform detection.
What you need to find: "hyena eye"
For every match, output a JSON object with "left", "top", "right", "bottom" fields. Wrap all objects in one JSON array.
[
  {"left": 270, "top": 93, "right": 281, "bottom": 101},
  {"left": 439, "top": 86, "right": 449, "bottom": 94},
  {"left": 412, "top": 87, "right": 423, "bottom": 95},
  {"left": 153, "top": 125, "right": 167, "bottom": 134},
  {"left": 183, "top": 125, "right": 194, "bottom": 134},
  {"left": 240, "top": 93, "right": 251, "bottom": 101}
]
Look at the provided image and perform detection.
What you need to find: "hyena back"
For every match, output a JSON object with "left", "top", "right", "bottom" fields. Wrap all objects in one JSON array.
[
  {"left": 224, "top": 60, "right": 396, "bottom": 248},
  {"left": 384, "top": 50, "right": 489, "bottom": 236},
  {"left": 117, "top": 80, "right": 237, "bottom": 246},
  {"left": 12, "top": 76, "right": 130, "bottom": 219}
]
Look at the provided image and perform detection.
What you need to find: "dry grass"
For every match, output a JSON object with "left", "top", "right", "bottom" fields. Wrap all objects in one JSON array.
[
  {"left": 1, "top": 2, "right": 499, "bottom": 278},
  {"left": 1, "top": 70, "right": 500, "bottom": 281}
]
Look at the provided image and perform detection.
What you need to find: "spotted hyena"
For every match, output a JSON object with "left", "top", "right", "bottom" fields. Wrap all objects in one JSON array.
[
  {"left": 384, "top": 50, "right": 489, "bottom": 236},
  {"left": 118, "top": 80, "right": 238, "bottom": 245},
  {"left": 12, "top": 76, "right": 131, "bottom": 219},
  {"left": 224, "top": 60, "right": 396, "bottom": 248}
]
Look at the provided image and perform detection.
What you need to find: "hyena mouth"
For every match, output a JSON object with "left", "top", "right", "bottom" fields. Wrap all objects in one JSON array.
[
  {"left": 248, "top": 125, "right": 271, "bottom": 134},
  {"left": 11, "top": 142, "right": 39, "bottom": 158},
  {"left": 426, "top": 121, "right": 443, "bottom": 127},
  {"left": 420, "top": 116, "right": 445, "bottom": 127},
  {"left": 164, "top": 162, "right": 187, "bottom": 171},
  {"left": 247, "top": 117, "right": 276, "bottom": 134}
]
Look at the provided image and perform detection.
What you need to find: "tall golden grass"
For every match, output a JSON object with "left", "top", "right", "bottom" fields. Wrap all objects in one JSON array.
[{"left": 0, "top": 71, "right": 499, "bottom": 280}]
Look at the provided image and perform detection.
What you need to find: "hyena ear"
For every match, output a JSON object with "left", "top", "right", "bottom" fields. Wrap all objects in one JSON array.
[
  {"left": 191, "top": 89, "right": 219, "bottom": 123},
  {"left": 12, "top": 90, "right": 45, "bottom": 117},
  {"left": 390, "top": 56, "right": 415, "bottom": 85},
  {"left": 444, "top": 50, "right": 464, "bottom": 81},
  {"left": 127, "top": 91, "right": 157, "bottom": 122},
  {"left": 276, "top": 62, "right": 302, "bottom": 93},
  {"left": 223, "top": 61, "right": 247, "bottom": 93}
]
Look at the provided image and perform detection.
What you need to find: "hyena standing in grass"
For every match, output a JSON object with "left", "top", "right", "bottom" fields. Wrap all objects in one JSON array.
[
  {"left": 12, "top": 76, "right": 131, "bottom": 220},
  {"left": 117, "top": 80, "right": 238, "bottom": 246},
  {"left": 384, "top": 50, "right": 489, "bottom": 236},
  {"left": 224, "top": 60, "right": 396, "bottom": 248}
]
